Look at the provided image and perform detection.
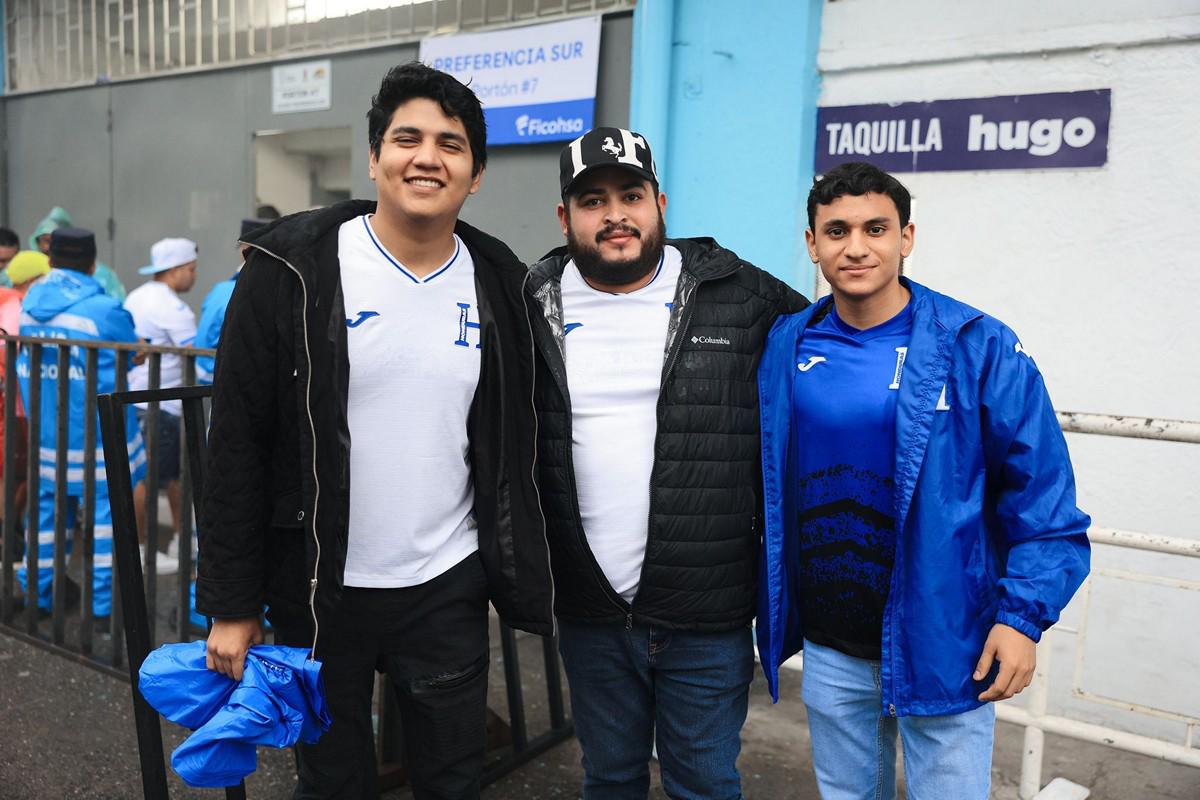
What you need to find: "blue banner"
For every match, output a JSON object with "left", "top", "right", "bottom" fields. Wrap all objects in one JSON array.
[
  {"left": 485, "top": 98, "right": 594, "bottom": 146},
  {"left": 815, "top": 89, "right": 1111, "bottom": 173},
  {"left": 421, "top": 16, "right": 602, "bottom": 147}
]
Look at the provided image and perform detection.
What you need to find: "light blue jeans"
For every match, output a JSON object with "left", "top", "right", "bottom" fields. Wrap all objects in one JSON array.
[{"left": 801, "top": 639, "right": 995, "bottom": 800}]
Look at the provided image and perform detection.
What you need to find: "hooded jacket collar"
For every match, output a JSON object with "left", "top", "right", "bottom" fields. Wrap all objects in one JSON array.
[{"left": 527, "top": 236, "right": 743, "bottom": 294}]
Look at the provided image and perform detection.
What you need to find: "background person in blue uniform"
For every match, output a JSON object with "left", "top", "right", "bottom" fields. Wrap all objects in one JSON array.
[
  {"left": 16, "top": 227, "right": 146, "bottom": 620},
  {"left": 756, "top": 162, "right": 1091, "bottom": 799}
]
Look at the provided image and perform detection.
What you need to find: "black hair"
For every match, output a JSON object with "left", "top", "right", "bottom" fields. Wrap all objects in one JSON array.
[
  {"left": 0, "top": 228, "right": 17, "bottom": 249},
  {"left": 255, "top": 204, "right": 281, "bottom": 220},
  {"left": 807, "top": 161, "right": 911, "bottom": 231},
  {"left": 367, "top": 61, "right": 487, "bottom": 176}
]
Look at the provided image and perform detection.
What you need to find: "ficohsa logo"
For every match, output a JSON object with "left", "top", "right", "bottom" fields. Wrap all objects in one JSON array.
[{"left": 516, "top": 115, "right": 584, "bottom": 137}]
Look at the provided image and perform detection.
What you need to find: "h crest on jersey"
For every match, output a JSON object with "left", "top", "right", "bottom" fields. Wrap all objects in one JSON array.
[{"left": 455, "top": 302, "right": 482, "bottom": 349}]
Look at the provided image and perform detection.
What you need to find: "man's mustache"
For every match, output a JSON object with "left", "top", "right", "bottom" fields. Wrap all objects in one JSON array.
[{"left": 595, "top": 223, "right": 641, "bottom": 244}]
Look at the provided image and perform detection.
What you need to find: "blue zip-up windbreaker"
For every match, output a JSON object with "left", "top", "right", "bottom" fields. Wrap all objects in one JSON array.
[
  {"left": 139, "top": 641, "right": 330, "bottom": 788},
  {"left": 194, "top": 272, "right": 238, "bottom": 384},
  {"left": 17, "top": 268, "right": 146, "bottom": 490},
  {"left": 757, "top": 279, "right": 1090, "bottom": 716}
]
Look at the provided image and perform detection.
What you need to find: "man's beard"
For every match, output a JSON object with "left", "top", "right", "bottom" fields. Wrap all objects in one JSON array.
[{"left": 567, "top": 213, "right": 666, "bottom": 288}]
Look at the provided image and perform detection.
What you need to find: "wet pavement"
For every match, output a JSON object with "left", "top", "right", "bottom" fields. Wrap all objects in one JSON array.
[{"left": 3, "top": 621, "right": 1199, "bottom": 799}]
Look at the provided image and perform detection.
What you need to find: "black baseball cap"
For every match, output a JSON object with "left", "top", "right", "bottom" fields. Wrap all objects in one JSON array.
[
  {"left": 559, "top": 127, "right": 659, "bottom": 197},
  {"left": 240, "top": 218, "right": 270, "bottom": 239},
  {"left": 48, "top": 227, "right": 97, "bottom": 270}
]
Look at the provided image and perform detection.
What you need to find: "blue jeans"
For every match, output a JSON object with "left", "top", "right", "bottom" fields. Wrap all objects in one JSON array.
[
  {"left": 801, "top": 640, "right": 995, "bottom": 800},
  {"left": 558, "top": 620, "right": 754, "bottom": 800}
]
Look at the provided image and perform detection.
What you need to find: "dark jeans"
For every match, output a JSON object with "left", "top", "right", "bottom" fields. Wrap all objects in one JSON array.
[
  {"left": 558, "top": 619, "right": 754, "bottom": 800},
  {"left": 135, "top": 407, "right": 182, "bottom": 482},
  {"left": 276, "top": 552, "right": 490, "bottom": 800}
]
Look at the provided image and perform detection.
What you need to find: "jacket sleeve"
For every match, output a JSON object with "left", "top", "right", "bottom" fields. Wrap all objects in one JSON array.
[
  {"left": 977, "top": 324, "right": 1091, "bottom": 642},
  {"left": 195, "top": 253, "right": 284, "bottom": 619}
]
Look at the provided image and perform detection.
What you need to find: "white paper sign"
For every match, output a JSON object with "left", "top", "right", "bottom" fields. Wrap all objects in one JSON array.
[
  {"left": 420, "top": 16, "right": 601, "bottom": 145},
  {"left": 272, "top": 60, "right": 332, "bottom": 114}
]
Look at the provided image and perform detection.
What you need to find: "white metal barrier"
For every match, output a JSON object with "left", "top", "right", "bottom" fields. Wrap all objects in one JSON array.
[
  {"left": 777, "top": 411, "right": 1200, "bottom": 798},
  {"left": 3, "top": 0, "right": 636, "bottom": 94},
  {"left": 1003, "top": 411, "right": 1200, "bottom": 798}
]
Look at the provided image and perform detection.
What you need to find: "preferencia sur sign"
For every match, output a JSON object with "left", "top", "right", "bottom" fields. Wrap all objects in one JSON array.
[
  {"left": 420, "top": 16, "right": 601, "bottom": 146},
  {"left": 815, "top": 89, "right": 1111, "bottom": 173}
]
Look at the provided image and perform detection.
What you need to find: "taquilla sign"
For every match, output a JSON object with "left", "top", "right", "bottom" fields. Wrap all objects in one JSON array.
[
  {"left": 420, "top": 16, "right": 602, "bottom": 146},
  {"left": 815, "top": 89, "right": 1111, "bottom": 173}
]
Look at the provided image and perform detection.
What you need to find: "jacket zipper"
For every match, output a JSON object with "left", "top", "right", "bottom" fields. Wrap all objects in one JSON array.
[
  {"left": 244, "top": 242, "right": 323, "bottom": 660},
  {"left": 632, "top": 272, "right": 699, "bottom": 624},
  {"left": 520, "top": 270, "right": 557, "bottom": 638},
  {"left": 526, "top": 273, "right": 630, "bottom": 625}
]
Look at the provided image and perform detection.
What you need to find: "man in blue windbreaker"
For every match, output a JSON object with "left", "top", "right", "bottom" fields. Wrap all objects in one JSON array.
[
  {"left": 756, "top": 162, "right": 1090, "bottom": 799},
  {"left": 17, "top": 227, "right": 146, "bottom": 621}
]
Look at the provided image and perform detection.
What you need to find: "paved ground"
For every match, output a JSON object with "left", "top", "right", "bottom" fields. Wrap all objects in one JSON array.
[{"left": 2, "top": 623, "right": 1199, "bottom": 799}]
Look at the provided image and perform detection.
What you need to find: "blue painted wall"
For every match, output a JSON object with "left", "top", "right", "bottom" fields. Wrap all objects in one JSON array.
[
  {"left": 630, "top": 0, "right": 823, "bottom": 291},
  {"left": 0, "top": 0, "right": 6, "bottom": 94}
]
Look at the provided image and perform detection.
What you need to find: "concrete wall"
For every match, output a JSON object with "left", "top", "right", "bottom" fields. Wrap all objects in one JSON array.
[
  {"left": 818, "top": 0, "right": 1200, "bottom": 744},
  {"left": 1, "top": 11, "right": 631, "bottom": 306}
]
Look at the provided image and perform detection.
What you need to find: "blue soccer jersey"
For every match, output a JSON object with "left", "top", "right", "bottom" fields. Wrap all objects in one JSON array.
[{"left": 790, "top": 300, "right": 912, "bottom": 659}]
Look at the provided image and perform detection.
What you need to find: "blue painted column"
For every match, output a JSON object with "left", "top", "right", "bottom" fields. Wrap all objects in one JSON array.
[
  {"left": 629, "top": 0, "right": 824, "bottom": 292},
  {"left": 0, "top": 0, "right": 7, "bottom": 93}
]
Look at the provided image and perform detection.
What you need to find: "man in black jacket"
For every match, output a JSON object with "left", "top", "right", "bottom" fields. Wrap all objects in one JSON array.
[
  {"left": 197, "top": 62, "right": 552, "bottom": 800},
  {"left": 527, "top": 127, "right": 808, "bottom": 798}
]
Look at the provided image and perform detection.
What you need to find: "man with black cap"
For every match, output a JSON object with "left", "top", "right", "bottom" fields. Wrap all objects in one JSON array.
[
  {"left": 195, "top": 218, "right": 271, "bottom": 384},
  {"left": 525, "top": 128, "right": 809, "bottom": 798},
  {"left": 16, "top": 227, "right": 145, "bottom": 622}
]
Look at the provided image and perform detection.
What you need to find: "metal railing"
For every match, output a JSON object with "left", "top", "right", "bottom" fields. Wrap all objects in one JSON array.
[
  {"left": 0, "top": 333, "right": 209, "bottom": 669},
  {"left": 3, "top": 0, "right": 636, "bottom": 94},
  {"left": 999, "top": 411, "right": 1200, "bottom": 798}
]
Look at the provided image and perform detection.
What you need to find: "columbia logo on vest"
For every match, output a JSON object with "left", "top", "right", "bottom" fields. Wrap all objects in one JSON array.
[{"left": 691, "top": 335, "right": 731, "bottom": 346}]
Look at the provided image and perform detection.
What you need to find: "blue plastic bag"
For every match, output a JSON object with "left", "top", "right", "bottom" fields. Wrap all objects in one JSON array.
[{"left": 139, "top": 640, "right": 330, "bottom": 788}]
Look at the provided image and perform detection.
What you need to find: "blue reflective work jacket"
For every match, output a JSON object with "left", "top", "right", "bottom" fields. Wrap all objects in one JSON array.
[
  {"left": 139, "top": 640, "right": 330, "bottom": 788},
  {"left": 18, "top": 268, "right": 146, "bottom": 491},
  {"left": 194, "top": 272, "right": 238, "bottom": 384},
  {"left": 756, "top": 279, "right": 1091, "bottom": 717}
]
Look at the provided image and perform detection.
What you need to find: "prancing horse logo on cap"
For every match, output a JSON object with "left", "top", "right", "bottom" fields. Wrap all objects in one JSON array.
[{"left": 602, "top": 137, "right": 622, "bottom": 157}]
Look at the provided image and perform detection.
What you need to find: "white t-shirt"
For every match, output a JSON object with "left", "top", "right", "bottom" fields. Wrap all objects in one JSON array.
[
  {"left": 125, "top": 280, "right": 197, "bottom": 417},
  {"left": 560, "top": 246, "right": 682, "bottom": 602},
  {"left": 339, "top": 214, "right": 481, "bottom": 588}
]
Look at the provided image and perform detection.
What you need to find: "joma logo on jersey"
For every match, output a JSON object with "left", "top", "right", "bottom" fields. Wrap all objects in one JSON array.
[
  {"left": 346, "top": 311, "right": 379, "bottom": 328},
  {"left": 455, "top": 303, "right": 482, "bottom": 349}
]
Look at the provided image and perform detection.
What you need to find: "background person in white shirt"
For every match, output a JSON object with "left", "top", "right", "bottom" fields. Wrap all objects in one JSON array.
[{"left": 124, "top": 237, "right": 198, "bottom": 573}]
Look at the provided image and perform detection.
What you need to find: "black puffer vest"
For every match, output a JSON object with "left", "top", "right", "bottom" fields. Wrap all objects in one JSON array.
[{"left": 524, "top": 238, "right": 808, "bottom": 631}]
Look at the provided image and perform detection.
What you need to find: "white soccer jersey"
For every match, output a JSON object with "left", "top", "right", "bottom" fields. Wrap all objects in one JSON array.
[
  {"left": 338, "top": 215, "right": 481, "bottom": 588},
  {"left": 560, "top": 245, "right": 682, "bottom": 602}
]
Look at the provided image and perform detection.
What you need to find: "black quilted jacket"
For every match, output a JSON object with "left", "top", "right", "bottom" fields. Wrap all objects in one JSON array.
[
  {"left": 195, "top": 200, "right": 554, "bottom": 648},
  {"left": 525, "top": 238, "right": 809, "bottom": 631}
]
